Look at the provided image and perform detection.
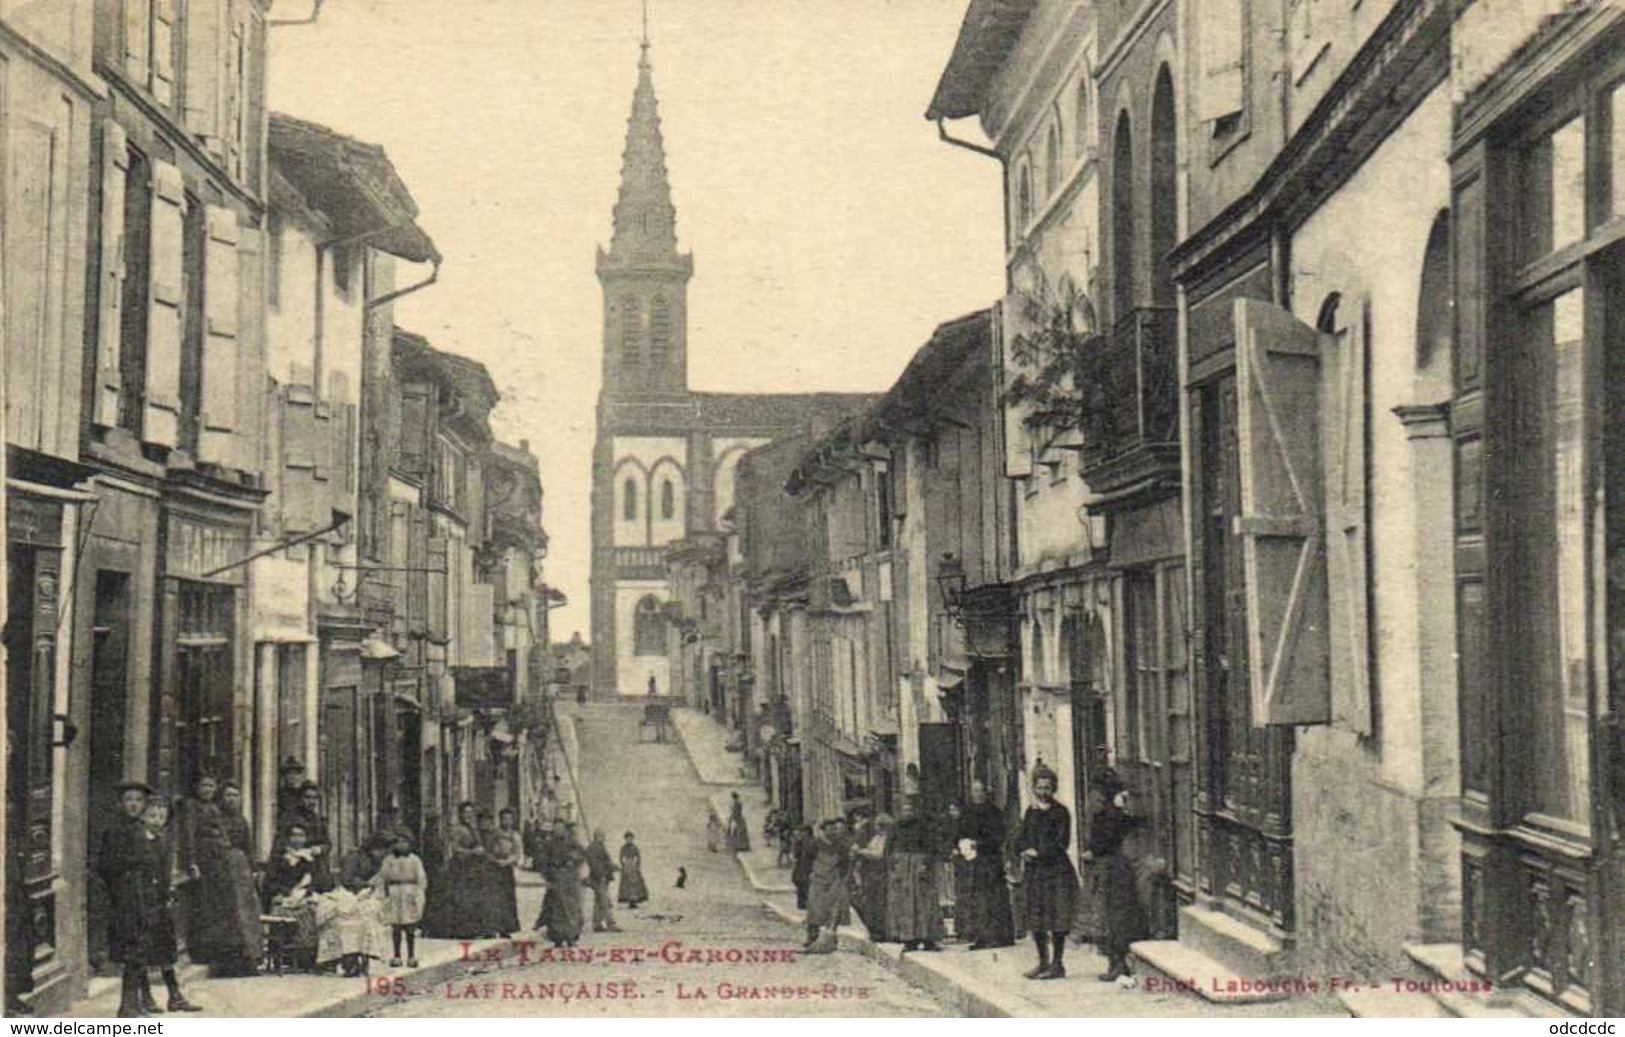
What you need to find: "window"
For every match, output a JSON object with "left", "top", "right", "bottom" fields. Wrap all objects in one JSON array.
[
  {"left": 1112, "top": 111, "right": 1136, "bottom": 320},
  {"left": 633, "top": 596, "right": 664, "bottom": 656},
  {"left": 1150, "top": 68, "right": 1178, "bottom": 306},
  {"left": 1017, "top": 162, "right": 1033, "bottom": 229},
  {"left": 621, "top": 296, "right": 642, "bottom": 365},
  {"left": 1045, "top": 121, "right": 1062, "bottom": 196},
  {"left": 875, "top": 464, "right": 893, "bottom": 549},
  {"left": 622, "top": 477, "right": 638, "bottom": 522},
  {"left": 267, "top": 209, "right": 283, "bottom": 309},
  {"left": 650, "top": 296, "right": 671, "bottom": 366},
  {"left": 1197, "top": 0, "right": 1246, "bottom": 131},
  {"left": 179, "top": 192, "right": 206, "bottom": 453},
  {"left": 1519, "top": 114, "right": 1586, "bottom": 265},
  {"left": 660, "top": 478, "right": 675, "bottom": 520},
  {"left": 119, "top": 149, "right": 153, "bottom": 435},
  {"left": 1075, "top": 77, "right": 1092, "bottom": 158}
]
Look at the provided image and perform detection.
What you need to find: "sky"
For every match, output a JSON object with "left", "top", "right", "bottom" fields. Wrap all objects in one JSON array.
[{"left": 268, "top": 0, "right": 1006, "bottom": 638}]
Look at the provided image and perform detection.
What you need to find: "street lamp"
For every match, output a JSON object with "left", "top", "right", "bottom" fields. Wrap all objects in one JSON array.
[{"left": 936, "top": 552, "right": 967, "bottom": 623}]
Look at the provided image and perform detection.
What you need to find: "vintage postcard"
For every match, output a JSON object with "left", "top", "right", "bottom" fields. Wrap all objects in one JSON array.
[{"left": 2, "top": 0, "right": 1622, "bottom": 1022}]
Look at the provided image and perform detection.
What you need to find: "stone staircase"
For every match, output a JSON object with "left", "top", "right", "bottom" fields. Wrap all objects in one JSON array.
[
  {"left": 1131, "top": 904, "right": 1299, "bottom": 1005},
  {"left": 1338, "top": 943, "right": 1564, "bottom": 1019}
]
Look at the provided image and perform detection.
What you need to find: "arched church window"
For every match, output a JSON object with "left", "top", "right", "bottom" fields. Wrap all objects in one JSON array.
[
  {"left": 621, "top": 297, "right": 642, "bottom": 364},
  {"left": 1045, "top": 121, "right": 1061, "bottom": 195},
  {"left": 1075, "top": 76, "right": 1092, "bottom": 158},
  {"left": 660, "top": 478, "right": 675, "bottom": 519},
  {"left": 651, "top": 296, "right": 672, "bottom": 366},
  {"left": 634, "top": 595, "right": 664, "bottom": 656},
  {"left": 623, "top": 478, "right": 638, "bottom": 522}
]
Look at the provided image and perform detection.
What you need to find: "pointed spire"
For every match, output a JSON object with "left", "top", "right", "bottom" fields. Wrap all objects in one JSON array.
[{"left": 608, "top": 7, "right": 679, "bottom": 262}]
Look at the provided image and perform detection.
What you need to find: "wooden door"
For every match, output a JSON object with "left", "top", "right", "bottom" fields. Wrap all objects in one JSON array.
[{"left": 1195, "top": 373, "right": 1295, "bottom": 931}]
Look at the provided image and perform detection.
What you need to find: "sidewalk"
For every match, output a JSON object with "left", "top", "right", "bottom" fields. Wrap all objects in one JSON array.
[
  {"left": 665, "top": 708, "right": 793, "bottom": 892},
  {"left": 668, "top": 708, "right": 1345, "bottom": 1017},
  {"left": 62, "top": 881, "right": 545, "bottom": 1018}
]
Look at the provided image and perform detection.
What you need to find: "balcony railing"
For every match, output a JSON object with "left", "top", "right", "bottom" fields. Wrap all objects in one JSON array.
[{"left": 1078, "top": 306, "right": 1179, "bottom": 503}]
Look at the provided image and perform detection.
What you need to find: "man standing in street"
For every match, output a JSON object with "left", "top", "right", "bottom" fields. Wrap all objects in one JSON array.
[{"left": 586, "top": 830, "right": 621, "bottom": 932}]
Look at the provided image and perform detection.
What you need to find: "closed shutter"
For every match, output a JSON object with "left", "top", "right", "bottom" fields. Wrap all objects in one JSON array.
[
  {"left": 152, "top": 0, "right": 177, "bottom": 106},
  {"left": 1197, "top": 0, "right": 1245, "bottom": 124},
  {"left": 183, "top": 0, "right": 223, "bottom": 141},
  {"left": 282, "top": 375, "right": 331, "bottom": 532},
  {"left": 234, "top": 221, "right": 264, "bottom": 474},
  {"left": 467, "top": 584, "right": 497, "bottom": 668},
  {"left": 198, "top": 204, "right": 238, "bottom": 465},
  {"left": 1233, "top": 298, "right": 1329, "bottom": 725},
  {"left": 406, "top": 507, "right": 428, "bottom": 635},
  {"left": 144, "top": 160, "right": 186, "bottom": 447},
  {"left": 398, "top": 382, "right": 434, "bottom": 476},
  {"left": 1323, "top": 296, "right": 1371, "bottom": 734},
  {"left": 125, "top": 0, "right": 151, "bottom": 85},
  {"left": 95, "top": 121, "right": 129, "bottom": 428},
  {"left": 427, "top": 535, "right": 450, "bottom": 643}
]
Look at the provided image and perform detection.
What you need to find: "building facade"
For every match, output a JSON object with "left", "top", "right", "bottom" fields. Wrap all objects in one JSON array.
[{"left": 587, "top": 34, "right": 880, "bottom": 702}]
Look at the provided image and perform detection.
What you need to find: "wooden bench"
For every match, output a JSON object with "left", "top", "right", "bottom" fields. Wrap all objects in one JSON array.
[{"left": 640, "top": 703, "right": 671, "bottom": 743}]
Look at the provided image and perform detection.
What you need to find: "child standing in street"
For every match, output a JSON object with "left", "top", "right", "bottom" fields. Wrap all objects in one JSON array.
[{"left": 374, "top": 835, "right": 427, "bottom": 968}]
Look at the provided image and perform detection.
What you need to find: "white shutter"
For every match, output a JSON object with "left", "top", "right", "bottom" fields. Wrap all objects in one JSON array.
[
  {"left": 125, "top": 0, "right": 152, "bottom": 85},
  {"left": 95, "top": 120, "right": 130, "bottom": 428},
  {"left": 144, "top": 160, "right": 186, "bottom": 448},
  {"left": 1233, "top": 298, "right": 1329, "bottom": 725},
  {"left": 234, "top": 220, "right": 264, "bottom": 473},
  {"left": 152, "top": 0, "right": 177, "bottom": 105},
  {"left": 1323, "top": 296, "right": 1371, "bottom": 734},
  {"left": 1197, "top": 0, "right": 1246, "bottom": 124},
  {"left": 184, "top": 0, "right": 224, "bottom": 142},
  {"left": 198, "top": 204, "right": 238, "bottom": 464}
]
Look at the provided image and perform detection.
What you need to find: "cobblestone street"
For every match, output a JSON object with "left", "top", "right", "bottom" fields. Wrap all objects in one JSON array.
[{"left": 362, "top": 704, "right": 949, "bottom": 1017}]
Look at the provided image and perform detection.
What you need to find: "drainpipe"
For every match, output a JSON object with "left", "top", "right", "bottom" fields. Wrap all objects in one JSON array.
[
  {"left": 366, "top": 256, "right": 442, "bottom": 311},
  {"left": 936, "top": 117, "right": 1007, "bottom": 251},
  {"left": 269, "top": 0, "right": 325, "bottom": 27}
]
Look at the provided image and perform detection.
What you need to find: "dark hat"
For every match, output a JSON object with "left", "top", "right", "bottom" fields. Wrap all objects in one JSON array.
[
  {"left": 281, "top": 757, "right": 306, "bottom": 773},
  {"left": 115, "top": 779, "right": 155, "bottom": 795},
  {"left": 1031, "top": 760, "right": 1058, "bottom": 785},
  {"left": 1094, "top": 768, "right": 1127, "bottom": 801}
]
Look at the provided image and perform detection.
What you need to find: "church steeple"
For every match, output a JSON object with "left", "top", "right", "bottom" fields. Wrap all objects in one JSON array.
[
  {"left": 598, "top": 9, "right": 692, "bottom": 398},
  {"left": 607, "top": 24, "right": 680, "bottom": 262}
]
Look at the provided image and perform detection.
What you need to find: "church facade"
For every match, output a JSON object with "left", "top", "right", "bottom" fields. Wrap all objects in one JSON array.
[{"left": 590, "top": 37, "right": 871, "bottom": 699}]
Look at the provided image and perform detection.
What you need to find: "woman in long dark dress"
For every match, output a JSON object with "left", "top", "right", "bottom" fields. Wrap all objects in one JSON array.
[
  {"left": 486, "top": 809, "right": 523, "bottom": 938},
  {"left": 436, "top": 802, "right": 486, "bottom": 938},
  {"left": 1014, "top": 762, "right": 1079, "bottom": 980},
  {"left": 543, "top": 825, "right": 587, "bottom": 947},
  {"left": 1083, "top": 772, "right": 1148, "bottom": 981},
  {"left": 956, "top": 780, "right": 1015, "bottom": 949},
  {"left": 725, "top": 792, "right": 751, "bottom": 852},
  {"left": 617, "top": 832, "right": 649, "bottom": 907},
  {"left": 886, "top": 802, "right": 944, "bottom": 952},
  {"left": 194, "top": 782, "right": 262, "bottom": 975},
  {"left": 851, "top": 814, "right": 891, "bottom": 941}
]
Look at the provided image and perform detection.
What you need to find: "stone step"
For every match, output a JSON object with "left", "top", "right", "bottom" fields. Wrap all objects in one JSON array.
[
  {"left": 1130, "top": 939, "right": 1296, "bottom": 1005},
  {"left": 1401, "top": 942, "right": 1544, "bottom": 1018},
  {"left": 1177, "top": 903, "right": 1289, "bottom": 977},
  {"left": 1338, "top": 987, "right": 1454, "bottom": 1018}
]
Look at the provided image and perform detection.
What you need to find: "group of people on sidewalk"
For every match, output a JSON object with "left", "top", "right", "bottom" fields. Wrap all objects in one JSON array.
[
  {"left": 528, "top": 823, "right": 650, "bottom": 948},
  {"left": 94, "top": 754, "right": 629, "bottom": 1017},
  {"left": 775, "top": 761, "right": 1156, "bottom": 982}
]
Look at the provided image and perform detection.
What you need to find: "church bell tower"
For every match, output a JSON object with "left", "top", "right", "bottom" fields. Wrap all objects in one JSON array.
[{"left": 596, "top": 26, "right": 692, "bottom": 397}]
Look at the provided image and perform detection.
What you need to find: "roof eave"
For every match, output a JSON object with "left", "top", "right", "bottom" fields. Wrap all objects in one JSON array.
[{"left": 925, "top": 0, "right": 1038, "bottom": 121}]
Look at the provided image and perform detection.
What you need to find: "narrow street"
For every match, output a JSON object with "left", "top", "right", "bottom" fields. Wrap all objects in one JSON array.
[{"left": 363, "top": 703, "right": 949, "bottom": 1018}]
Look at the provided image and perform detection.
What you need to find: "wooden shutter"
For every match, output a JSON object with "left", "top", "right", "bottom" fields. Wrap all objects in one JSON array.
[
  {"left": 997, "top": 303, "right": 1035, "bottom": 478},
  {"left": 281, "top": 374, "right": 330, "bottom": 532},
  {"left": 234, "top": 221, "right": 264, "bottom": 474},
  {"left": 198, "top": 204, "right": 238, "bottom": 465},
  {"left": 427, "top": 535, "right": 450, "bottom": 642},
  {"left": 1233, "top": 298, "right": 1329, "bottom": 725},
  {"left": 398, "top": 382, "right": 434, "bottom": 476},
  {"left": 94, "top": 120, "right": 130, "bottom": 428},
  {"left": 1197, "top": 0, "right": 1245, "bottom": 124},
  {"left": 144, "top": 160, "right": 186, "bottom": 447},
  {"left": 406, "top": 508, "right": 428, "bottom": 635},
  {"left": 152, "top": 0, "right": 176, "bottom": 105},
  {"left": 184, "top": 0, "right": 224, "bottom": 142},
  {"left": 1323, "top": 296, "right": 1371, "bottom": 734},
  {"left": 125, "top": 0, "right": 152, "bottom": 85}
]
